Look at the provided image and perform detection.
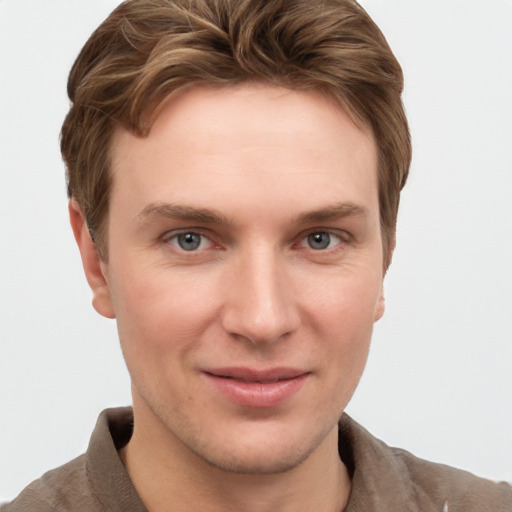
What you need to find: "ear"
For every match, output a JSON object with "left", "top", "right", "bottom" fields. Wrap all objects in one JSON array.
[
  {"left": 69, "top": 199, "right": 115, "bottom": 319},
  {"left": 374, "top": 286, "right": 386, "bottom": 322},
  {"left": 374, "top": 235, "right": 396, "bottom": 322}
]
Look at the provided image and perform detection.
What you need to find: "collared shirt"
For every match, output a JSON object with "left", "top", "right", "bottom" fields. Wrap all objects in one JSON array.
[{"left": 2, "top": 407, "right": 511, "bottom": 511}]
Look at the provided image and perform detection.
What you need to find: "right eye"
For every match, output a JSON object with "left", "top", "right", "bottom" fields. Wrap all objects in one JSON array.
[{"left": 166, "top": 231, "right": 213, "bottom": 252}]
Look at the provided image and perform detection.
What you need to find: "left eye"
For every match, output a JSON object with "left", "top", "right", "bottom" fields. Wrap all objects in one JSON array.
[
  {"left": 168, "top": 232, "right": 212, "bottom": 251},
  {"left": 302, "top": 232, "right": 341, "bottom": 250}
]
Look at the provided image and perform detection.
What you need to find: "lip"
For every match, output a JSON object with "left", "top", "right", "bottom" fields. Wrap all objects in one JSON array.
[{"left": 202, "top": 367, "right": 310, "bottom": 408}]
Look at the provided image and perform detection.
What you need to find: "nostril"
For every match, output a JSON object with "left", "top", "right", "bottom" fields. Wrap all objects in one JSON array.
[{"left": 219, "top": 260, "right": 300, "bottom": 345}]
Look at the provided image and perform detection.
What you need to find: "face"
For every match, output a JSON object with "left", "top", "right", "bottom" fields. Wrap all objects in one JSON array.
[{"left": 78, "top": 84, "right": 386, "bottom": 474}]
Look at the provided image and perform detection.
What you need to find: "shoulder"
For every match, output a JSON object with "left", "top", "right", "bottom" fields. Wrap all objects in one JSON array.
[
  {"left": 1, "top": 408, "right": 143, "bottom": 512},
  {"left": 0, "top": 454, "right": 104, "bottom": 512},
  {"left": 339, "top": 414, "right": 512, "bottom": 512},
  {"left": 392, "top": 445, "right": 512, "bottom": 511}
]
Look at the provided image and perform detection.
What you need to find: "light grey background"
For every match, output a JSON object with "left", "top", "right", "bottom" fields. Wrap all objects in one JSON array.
[{"left": 1, "top": 0, "right": 511, "bottom": 501}]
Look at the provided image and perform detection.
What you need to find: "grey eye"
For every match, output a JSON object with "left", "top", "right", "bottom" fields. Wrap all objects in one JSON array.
[
  {"left": 176, "top": 232, "right": 202, "bottom": 251},
  {"left": 307, "top": 232, "right": 331, "bottom": 250}
]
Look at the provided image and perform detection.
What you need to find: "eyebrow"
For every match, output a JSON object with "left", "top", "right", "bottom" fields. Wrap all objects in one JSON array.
[
  {"left": 295, "top": 202, "right": 369, "bottom": 224},
  {"left": 136, "top": 203, "right": 234, "bottom": 225},
  {"left": 135, "top": 201, "right": 368, "bottom": 226}
]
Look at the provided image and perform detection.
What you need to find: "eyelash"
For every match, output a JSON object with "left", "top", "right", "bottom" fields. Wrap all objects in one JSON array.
[
  {"left": 161, "top": 229, "right": 350, "bottom": 254},
  {"left": 162, "top": 230, "right": 215, "bottom": 252}
]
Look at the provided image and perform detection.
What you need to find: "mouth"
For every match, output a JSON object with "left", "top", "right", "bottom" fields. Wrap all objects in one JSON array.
[
  {"left": 202, "top": 367, "right": 310, "bottom": 408},
  {"left": 205, "top": 367, "right": 306, "bottom": 382}
]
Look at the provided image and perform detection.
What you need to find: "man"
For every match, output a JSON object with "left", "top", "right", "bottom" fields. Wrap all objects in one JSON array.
[{"left": 2, "top": 0, "right": 511, "bottom": 510}]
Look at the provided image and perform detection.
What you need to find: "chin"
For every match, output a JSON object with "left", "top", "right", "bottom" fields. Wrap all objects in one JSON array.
[
  {"left": 195, "top": 440, "right": 314, "bottom": 476},
  {"left": 181, "top": 417, "right": 336, "bottom": 477}
]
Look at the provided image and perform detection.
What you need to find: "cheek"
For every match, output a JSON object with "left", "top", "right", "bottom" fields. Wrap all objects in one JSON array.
[
  {"left": 319, "top": 304, "right": 374, "bottom": 414},
  {"left": 305, "top": 269, "right": 380, "bottom": 374},
  {"left": 110, "top": 265, "right": 220, "bottom": 357},
  {"left": 304, "top": 264, "right": 383, "bottom": 328}
]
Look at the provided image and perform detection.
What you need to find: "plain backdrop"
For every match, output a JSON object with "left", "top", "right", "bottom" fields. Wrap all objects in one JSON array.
[{"left": 1, "top": 0, "right": 511, "bottom": 501}]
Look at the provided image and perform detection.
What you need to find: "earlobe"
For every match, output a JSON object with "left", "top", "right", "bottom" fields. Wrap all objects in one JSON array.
[
  {"left": 375, "top": 236, "right": 395, "bottom": 322},
  {"left": 374, "top": 290, "right": 385, "bottom": 322},
  {"left": 68, "top": 199, "right": 115, "bottom": 319}
]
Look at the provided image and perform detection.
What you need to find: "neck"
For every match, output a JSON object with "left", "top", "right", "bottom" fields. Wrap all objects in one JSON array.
[{"left": 120, "top": 403, "right": 351, "bottom": 512}]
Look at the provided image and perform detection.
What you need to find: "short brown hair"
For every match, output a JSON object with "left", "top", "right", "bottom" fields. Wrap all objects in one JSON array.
[{"left": 61, "top": 0, "right": 411, "bottom": 267}]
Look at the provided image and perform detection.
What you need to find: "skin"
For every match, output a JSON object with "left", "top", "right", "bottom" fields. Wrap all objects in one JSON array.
[{"left": 70, "top": 83, "right": 388, "bottom": 512}]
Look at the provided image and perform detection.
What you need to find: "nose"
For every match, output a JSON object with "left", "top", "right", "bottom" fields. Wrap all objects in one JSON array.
[{"left": 220, "top": 248, "right": 300, "bottom": 346}]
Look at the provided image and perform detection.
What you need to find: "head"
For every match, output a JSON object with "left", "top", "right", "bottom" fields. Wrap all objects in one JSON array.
[
  {"left": 64, "top": 0, "right": 411, "bottom": 480},
  {"left": 62, "top": 0, "right": 410, "bottom": 269}
]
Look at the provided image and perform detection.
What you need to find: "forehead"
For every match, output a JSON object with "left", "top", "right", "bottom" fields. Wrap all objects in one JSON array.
[{"left": 109, "top": 83, "right": 378, "bottom": 219}]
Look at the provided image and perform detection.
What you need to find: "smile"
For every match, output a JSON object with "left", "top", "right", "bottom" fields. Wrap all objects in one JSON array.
[{"left": 203, "top": 367, "right": 310, "bottom": 408}]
